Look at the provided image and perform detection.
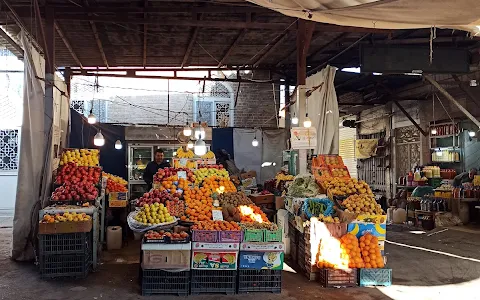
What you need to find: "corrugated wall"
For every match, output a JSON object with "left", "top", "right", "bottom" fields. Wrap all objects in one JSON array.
[{"left": 357, "top": 131, "right": 388, "bottom": 192}]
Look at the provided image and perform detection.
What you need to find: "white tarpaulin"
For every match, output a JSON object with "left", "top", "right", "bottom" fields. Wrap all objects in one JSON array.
[
  {"left": 12, "top": 33, "right": 45, "bottom": 261},
  {"left": 261, "top": 130, "right": 287, "bottom": 182},
  {"left": 234, "top": 128, "right": 262, "bottom": 183},
  {"left": 246, "top": 0, "right": 480, "bottom": 34},
  {"left": 306, "top": 66, "right": 339, "bottom": 154}
]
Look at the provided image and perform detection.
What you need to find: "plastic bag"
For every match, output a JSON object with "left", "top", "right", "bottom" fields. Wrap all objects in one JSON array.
[{"left": 127, "top": 211, "right": 178, "bottom": 233}]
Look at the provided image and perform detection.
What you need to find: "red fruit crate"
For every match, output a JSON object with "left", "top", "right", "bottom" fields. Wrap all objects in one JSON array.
[
  {"left": 318, "top": 268, "right": 358, "bottom": 288},
  {"left": 191, "top": 230, "right": 218, "bottom": 242},
  {"left": 218, "top": 230, "right": 243, "bottom": 243}
]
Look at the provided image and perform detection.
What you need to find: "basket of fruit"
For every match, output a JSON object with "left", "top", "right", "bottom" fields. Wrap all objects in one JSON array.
[
  {"left": 302, "top": 198, "right": 335, "bottom": 219},
  {"left": 128, "top": 203, "right": 178, "bottom": 233}
]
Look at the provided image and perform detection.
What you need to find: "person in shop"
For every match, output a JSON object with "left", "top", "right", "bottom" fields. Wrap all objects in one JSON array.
[
  {"left": 143, "top": 149, "right": 171, "bottom": 190},
  {"left": 453, "top": 168, "right": 478, "bottom": 187}
]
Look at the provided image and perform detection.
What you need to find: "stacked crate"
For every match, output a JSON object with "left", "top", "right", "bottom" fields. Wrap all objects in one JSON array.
[
  {"left": 237, "top": 231, "right": 284, "bottom": 294},
  {"left": 190, "top": 230, "right": 242, "bottom": 295},
  {"left": 39, "top": 232, "right": 92, "bottom": 279},
  {"left": 141, "top": 241, "right": 191, "bottom": 296}
]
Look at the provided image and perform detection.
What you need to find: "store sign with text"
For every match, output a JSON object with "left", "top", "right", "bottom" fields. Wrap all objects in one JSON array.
[{"left": 290, "top": 127, "right": 317, "bottom": 149}]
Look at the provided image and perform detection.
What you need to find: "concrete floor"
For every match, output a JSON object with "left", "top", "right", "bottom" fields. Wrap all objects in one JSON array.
[{"left": 1, "top": 226, "right": 480, "bottom": 300}]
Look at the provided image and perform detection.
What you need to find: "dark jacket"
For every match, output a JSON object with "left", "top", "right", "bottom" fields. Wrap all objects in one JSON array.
[
  {"left": 143, "top": 160, "right": 171, "bottom": 188},
  {"left": 453, "top": 172, "right": 473, "bottom": 187}
]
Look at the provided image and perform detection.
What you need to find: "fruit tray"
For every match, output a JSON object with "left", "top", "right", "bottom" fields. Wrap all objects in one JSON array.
[
  {"left": 359, "top": 268, "right": 392, "bottom": 287},
  {"left": 165, "top": 236, "right": 191, "bottom": 244},
  {"left": 318, "top": 268, "right": 357, "bottom": 288},
  {"left": 39, "top": 220, "right": 93, "bottom": 234},
  {"left": 218, "top": 230, "right": 243, "bottom": 243},
  {"left": 264, "top": 229, "right": 283, "bottom": 242},
  {"left": 191, "top": 229, "right": 218, "bottom": 242},
  {"left": 243, "top": 229, "right": 264, "bottom": 242},
  {"left": 328, "top": 165, "right": 350, "bottom": 178},
  {"left": 143, "top": 236, "right": 167, "bottom": 244}
]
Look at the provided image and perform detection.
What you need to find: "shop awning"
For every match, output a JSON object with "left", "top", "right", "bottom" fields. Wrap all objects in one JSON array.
[{"left": 246, "top": 0, "right": 480, "bottom": 34}]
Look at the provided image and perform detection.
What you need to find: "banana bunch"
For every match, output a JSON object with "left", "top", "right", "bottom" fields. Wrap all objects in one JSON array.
[
  {"left": 201, "top": 151, "right": 215, "bottom": 159},
  {"left": 102, "top": 172, "right": 128, "bottom": 186},
  {"left": 176, "top": 147, "right": 194, "bottom": 159}
]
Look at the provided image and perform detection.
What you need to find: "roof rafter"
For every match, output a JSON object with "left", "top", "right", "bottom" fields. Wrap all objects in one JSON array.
[
  {"left": 217, "top": 28, "right": 247, "bottom": 67},
  {"left": 83, "top": 0, "right": 109, "bottom": 68},
  {"left": 143, "top": 0, "right": 148, "bottom": 67},
  {"left": 54, "top": 21, "right": 83, "bottom": 68},
  {"left": 181, "top": 13, "right": 203, "bottom": 68},
  {"left": 253, "top": 32, "right": 289, "bottom": 67}
]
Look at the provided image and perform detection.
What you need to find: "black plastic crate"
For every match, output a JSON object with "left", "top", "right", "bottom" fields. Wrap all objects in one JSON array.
[
  {"left": 190, "top": 269, "right": 237, "bottom": 295},
  {"left": 142, "top": 269, "right": 190, "bottom": 296},
  {"left": 40, "top": 253, "right": 91, "bottom": 279},
  {"left": 39, "top": 232, "right": 91, "bottom": 255},
  {"left": 238, "top": 269, "right": 281, "bottom": 293},
  {"left": 318, "top": 268, "right": 357, "bottom": 288}
]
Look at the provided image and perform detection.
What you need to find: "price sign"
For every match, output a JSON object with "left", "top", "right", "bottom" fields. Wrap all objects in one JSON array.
[
  {"left": 177, "top": 171, "right": 187, "bottom": 179},
  {"left": 179, "top": 158, "right": 188, "bottom": 166},
  {"left": 212, "top": 210, "right": 224, "bottom": 221}
]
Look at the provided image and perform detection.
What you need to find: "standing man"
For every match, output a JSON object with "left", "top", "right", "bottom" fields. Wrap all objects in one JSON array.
[
  {"left": 143, "top": 149, "right": 171, "bottom": 190},
  {"left": 453, "top": 168, "right": 478, "bottom": 187}
]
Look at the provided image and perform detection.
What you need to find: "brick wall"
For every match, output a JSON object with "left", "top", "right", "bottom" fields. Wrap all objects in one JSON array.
[{"left": 105, "top": 94, "right": 194, "bottom": 125}]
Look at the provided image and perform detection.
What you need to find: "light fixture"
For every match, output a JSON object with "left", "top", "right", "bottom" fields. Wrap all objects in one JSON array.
[
  {"left": 87, "top": 108, "right": 96, "bottom": 124},
  {"left": 94, "top": 130, "right": 105, "bottom": 147},
  {"left": 469, "top": 131, "right": 476, "bottom": 137},
  {"left": 114, "top": 140, "right": 122, "bottom": 150},
  {"left": 194, "top": 125, "right": 205, "bottom": 140},
  {"left": 291, "top": 113, "right": 299, "bottom": 125},
  {"left": 252, "top": 131, "right": 259, "bottom": 147},
  {"left": 261, "top": 162, "right": 273, "bottom": 167},
  {"left": 244, "top": 69, "right": 251, "bottom": 74},
  {"left": 187, "top": 140, "right": 194, "bottom": 149},
  {"left": 431, "top": 128, "right": 437, "bottom": 135},
  {"left": 194, "top": 139, "right": 207, "bottom": 156},
  {"left": 183, "top": 123, "right": 192, "bottom": 137},
  {"left": 436, "top": 149, "right": 442, "bottom": 157},
  {"left": 303, "top": 114, "right": 312, "bottom": 128}
]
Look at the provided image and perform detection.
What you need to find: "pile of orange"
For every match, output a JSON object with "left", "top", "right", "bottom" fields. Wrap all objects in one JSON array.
[
  {"left": 202, "top": 176, "right": 236, "bottom": 194},
  {"left": 340, "top": 233, "right": 365, "bottom": 269},
  {"left": 359, "top": 233, "right": 384, "bottom": 268},
  {"left": 182, "top": 187, "right": 213, "bottom": 222},
  {"left": 191, "top": 220, "right": 241, "bottom": 231},
  {"left": 238, "top": 204, "right": 269, "bottom": 223}
]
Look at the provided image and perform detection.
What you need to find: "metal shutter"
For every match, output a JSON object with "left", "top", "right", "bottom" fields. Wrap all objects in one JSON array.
[{"left": 339, "top": 125, "right": 357, "bottom": 178}]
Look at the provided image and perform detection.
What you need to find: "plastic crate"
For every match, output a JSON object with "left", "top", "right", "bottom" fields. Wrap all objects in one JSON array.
[
  {"left": 238, "top": 269, "right": 282, "bottom": 293},
  {"left": 190, "top": 269, "right": 237, "bottom": 295},
  {"left": 218, "top": 230, "right": 243, "bottom": 243},
  {"left": 264, "top": 229, "right": 283, "bottom": 242},
  {"left": 359, "top": 268, "right": 392, "bottom": 287},
  {"left": 243, "top": 229, "right": 263, "bottom": 242},
  {"left": 39, "top": 232, "right": 91, "bottom": 255},
  {"left": 141, "top": 269, "right": 190, "bottom": 296},
  {"left": 318, "top": 269, "right": 357, "bottom": 288},
  {"left": 40, "top": 253, "right": 91, "bottom": 279},
  {"left": 191, "top": 230, "right": 218, "bottom": 242}
]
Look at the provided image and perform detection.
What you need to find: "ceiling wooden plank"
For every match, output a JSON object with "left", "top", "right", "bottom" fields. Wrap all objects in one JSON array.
[
  {"left": 83, "top": 0, "right": 109, "bottom": 67},
  {"left": 181, "top": 13, "right": 203, "bottom": 68},
  {"left": 306, "top": 32, "right": 349, "bottom": 61},
  {"left": 253, "top": 32, "right": 288, "bottom": 67},
  {"left": 55, "top": 21, "right": 83, "bottom": 68},
  {"left": 143, "top": 0, "right": 148, "bottom": 67},
  {"left": 217, "top": 29, "right": 247, "bottom": 67}
]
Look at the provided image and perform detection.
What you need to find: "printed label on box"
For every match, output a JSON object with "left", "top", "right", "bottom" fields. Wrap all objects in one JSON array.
[
  {"left": 239, "top": 251, "right": 284, "bottom": 270},
  {"left": 192, "top": 242, "right": 239, "bottom": 250},
  {"left": 191, "top": 251, "right": 238, "bottom": 269},
  {"left": 347, "top": 222, "right": 386, "bottom": 254},
  {"left": 240, "top": 242, "right": 284, "bottom": 251}
]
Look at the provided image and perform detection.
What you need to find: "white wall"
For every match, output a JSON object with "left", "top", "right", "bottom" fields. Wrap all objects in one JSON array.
[{"left": 0, "top": 173, "right": 18, "bottom": 209}]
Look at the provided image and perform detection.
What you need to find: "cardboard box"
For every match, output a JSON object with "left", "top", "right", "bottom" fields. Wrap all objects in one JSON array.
[
  {"left": 347, "top": 222, "right": 386, "bottom": 254},
  {"left": 241, "top": 171, "right": 257, "bottom": 188},
  {"left": 192, "top": 242, "right": 239, "bottom": 250},
  {"left": 275, "top": 196, "right": 285, "bottom": 209},
  {"left": 38, "top": 220, "right": 92, "bottom": 234},
  {"left": 142, "top": 250, "right": 191, "bottom": 269},
  {"left": 240, "top": 242, "right": 284, "bottom": 251},
  {"left": 249, "top": 194, "right": 275, "bottom": 205},
  {"left": 109, "top": 192, "right": 128, "bottom": 201},
  {"left": 239, "top": 251, "right": 284, "bottom": 270},
  {"left": 109, "top": 200, "right": 128, "bottom": 207},
  {"left": 191, "top": 251, "right": 238, "bottom": 270}
]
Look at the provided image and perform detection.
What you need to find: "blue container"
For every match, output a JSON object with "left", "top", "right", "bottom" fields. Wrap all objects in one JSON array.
[{"left": 359, "top": 268, "right": 392, "bottom": 287}]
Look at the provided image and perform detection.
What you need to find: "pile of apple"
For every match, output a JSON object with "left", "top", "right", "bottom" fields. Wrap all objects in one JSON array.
[
  {"left": 153, "top": 167, "right": 195, "bottom": 183},
  {"left": 135, "top": 189, "right": 180, "bottom": 207},
  {"left": 51, "top": 183, "right": 99, "bottom": 202},
  {"left": 55, "top": 163, "right": 101, "bottom": 185}
]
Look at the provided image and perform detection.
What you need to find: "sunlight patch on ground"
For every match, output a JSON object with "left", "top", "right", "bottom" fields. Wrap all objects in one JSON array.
[{"left": 283, "top": 262, "right": 297, "bottom": 273}]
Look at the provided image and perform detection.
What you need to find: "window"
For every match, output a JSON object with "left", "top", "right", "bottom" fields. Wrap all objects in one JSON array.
[
  {"left": 194, "top": 82, "right": 234, "bottom": 127},
  {"left": 0, "top": 129, "right": 19, "bottom": 171}
]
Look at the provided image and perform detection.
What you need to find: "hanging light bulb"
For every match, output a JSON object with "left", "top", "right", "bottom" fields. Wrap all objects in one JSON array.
[
  {"left": 436, "top": 149, "right": 443, "bottom": 157},
  {"left": 194, "top": 139, "right": 207, "bottom": 156},
  {"left": 469, "top": 131, "right": 476, "bottom": 137},
  {"left": 291, "top": 112, "right": 299, "bottom": 125},
  {"left": 87, "top": 108, "right": 96, "bottom": 124},
  {"left": 94, "top": 130, "right": 105, "bottom": 147},
  {"left": 303, "top": 114, "right": 312, "bottom": 128},
  {"left": 194, "top": 125, "right": 205, "bottom": 140},
  {"left": 183, "top": 123, "right": 192, "bottom": 137},
  {"left": 187, "top": 140, "right": 194, "bottom": 149},
  {"left": 431, "top": 128, "right": 437, "bottom": 135},
  {"left": 114, "top": 140, "right": 122, "bottom": 150},
  {"left": 252, "top": 136, "right": 259, "bottom": 147}
]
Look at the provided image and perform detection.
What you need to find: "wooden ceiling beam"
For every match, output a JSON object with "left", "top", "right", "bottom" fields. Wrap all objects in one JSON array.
[
  {"left": 306, "top": 32, "right": 349, "bottom": 61},
  {"left": 253, "top": 32, "right": 289, "bottom": 67},
  {"left": 217, "top": 28, "right": 247, "bottom": 67},
  {"left": 55, "top": 21, "right": 83, "bottom": 68},
  {"left": 83, "top": 0, "right": 109, "bottom": 68},
  {"left": 181, "top": 13, "right": 203, "bottom": 68},
  {"left": 143, "top": 0, "right": 148, "bottom": 67}
]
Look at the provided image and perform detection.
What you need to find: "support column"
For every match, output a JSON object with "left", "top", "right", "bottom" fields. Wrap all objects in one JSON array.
[
  {"left": 296, "top": 19, "right": 314, "bottom": 174},
  {"left": 45, "top": 5, "right": 55, "bottom": 135}
]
